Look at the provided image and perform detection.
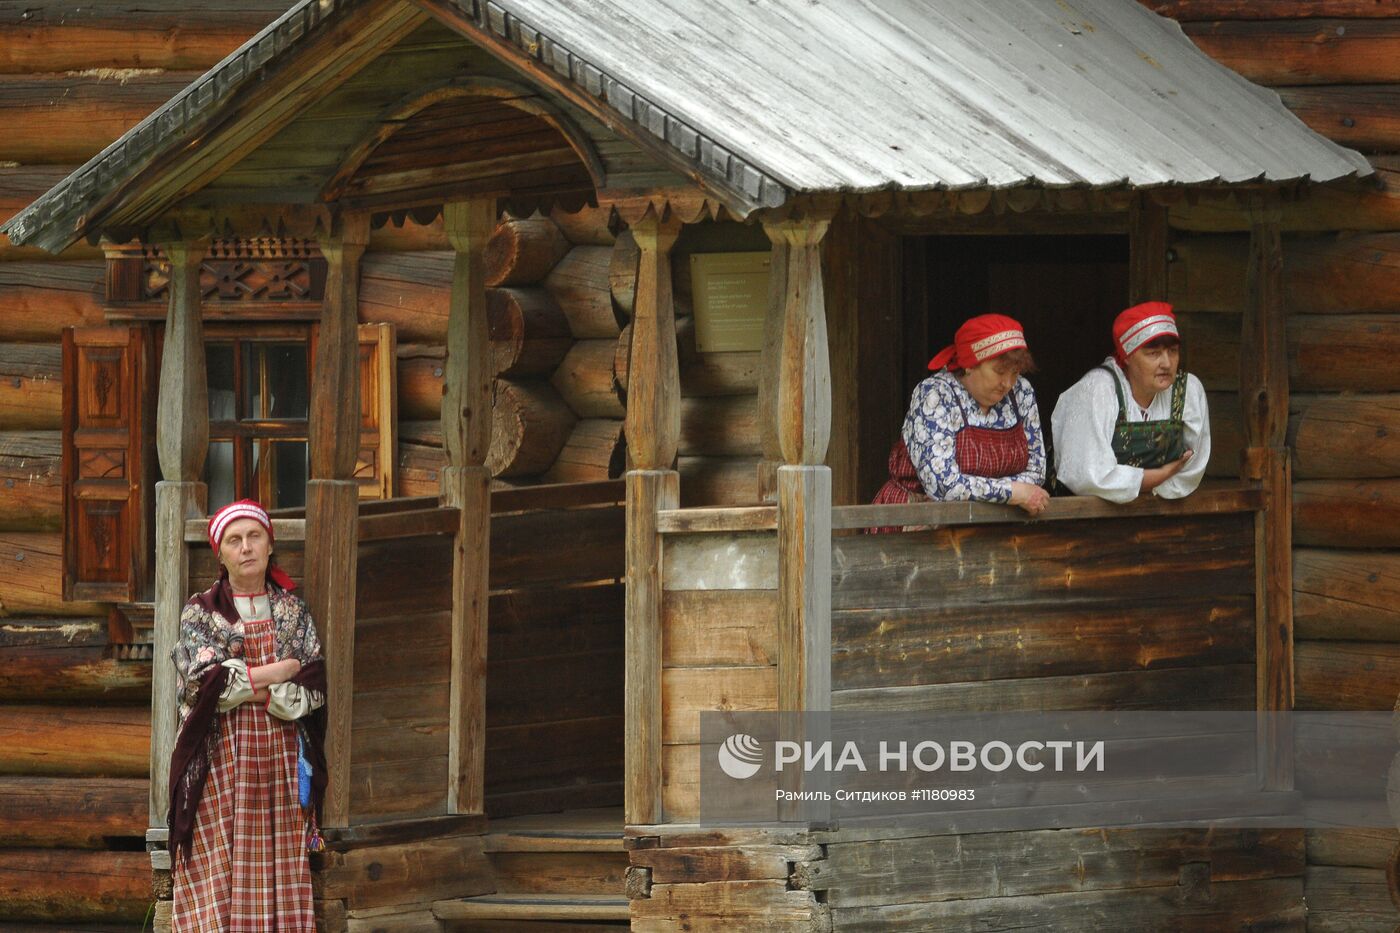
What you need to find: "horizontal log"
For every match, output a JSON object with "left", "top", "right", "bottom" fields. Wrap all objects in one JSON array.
[
  {"left": 358, "top": 251, "right": 452, "bottom": 342},
  {"left": 1306, "top": 826, "right": 1400, "bottom": 869},
  {"left": 397, "top": 440, "right": 444, "bottom": 497},
  {"left": 1170, "top": 167, "right": 1400, "bottom": 233},
  {"left": 316, "top": 833, "right": 491, "bottom": 911},
  {"left": 1278, "top": 85, "right": 1400, "bottom": 152},
  {"left": 0, "top": 72, "right": 195, "bottom": 164},
  {"left": 550, "top": 203, "right": 615, "bottom": 246},
  {"left": 485, "top": 216, "right": 570, "bottom": 286},
  {"left": 0, "top": 848, "right": 149, "bottom": 922},
  {"left": 0, "top": 776, "right": 145, "bottom": 848},
  {"left": 0, "top": 343, "right": 60, "bottom": 430},
  {"left": 545, "top": 246, "right": 621, "bottom": 338},
  {"left": 1181, "top": 20, "right": 1400, "bottom": 85},
  {"left": 1303, "top": 865, "right": 1399, "bottom": 930},
  {"left": 489, "top": 287, "right": 572, "bottom": 378},
  {"left": 542, "top": 418, "right": 624, "bottom": 484},
  {"left": 0, "top": 705, "right": 148, "bottom": 776},
  {"left": 0, "top": 2, "right": 287, "bottom": 72},
  {"left": 1180, "top": 312, "right": 1400, "bottom": 392},
  {"left": 609, "top": 229, "right": 639, "bottom": 319},
  {"left": 0, "top": 645, "right": 150, "bottom": 701},
  {"left": 396, "top": 344, "right": 444, "bottom": 421},
  {"left": 1294, "top": 479, "right": 1400, "bottom": 548},
  {"left": 1146, "top": 1, "right": 1400, "bottom": 18},
  {"left": 679, "top": 395, "right": 760, "bottom": 457},
  {"left": 0, "top": 431, "right": 61, "bottom": 531},
  {"left": 0, "top": 532, "right": 105, "bottom": 616},
  {"left": 616, "top": 317, "right": 762, "bottom": 399},
  {"left": 487, "top": 379, "right": 576, "bottom": 478},
  {"left": 678, "top": 456, "right": 762, "bottom": 507},
  {"left": 633, "top": 843, "right": 821, "bottom": 886},
  {"left": 0, "top": 615, "right": 104, "bottom": 648},
  {"left": 1171, "top": 233, "right": 1400, "bottom": 314},
  {"left": 1297, "top": 550, "right": 1400, "bottom": 640},
  {"left": 1291, "top": 394, "right": 1400, "bottom": 479},
  {"left": 551, "top": 339, "right": 624, "bottom": 417},
  {"left": 1296, "top": 640, "right": 1400, "bottom": 710},
  {"left": 490, "top": 505, "right": 625, "bottom": 589},
  {"left": 0, "top": 261, "right": 104, "bottom": 341}
]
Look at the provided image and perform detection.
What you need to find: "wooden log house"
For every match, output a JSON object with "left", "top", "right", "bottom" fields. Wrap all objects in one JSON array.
[{"left": 2, "top": 0, "right": 1400, "bottom": 929}]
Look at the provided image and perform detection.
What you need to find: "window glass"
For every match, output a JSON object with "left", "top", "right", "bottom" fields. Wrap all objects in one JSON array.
[
  {"left": 207, "top": 343, "right": 236, "bottom": 422},
  {"left": 243, "top": 342, "right": 308, "bottom": 421},
  {"left": 252, "top": 439, "right": 308, "bottom": 510},
  {"left": 206, "top": 441, "right": 236, "bottom": 511}
]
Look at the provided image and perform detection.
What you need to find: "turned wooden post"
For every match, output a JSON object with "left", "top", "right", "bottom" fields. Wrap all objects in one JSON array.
[
  {"left": 756, "top": 232, "right": 790, "bottom": 502},
  {"left": 307, "top": 213, "right": 369, "bottom": 828},
  {"left": 1129, "top": 195, "right": 1169, "bottom": 304},
  {"left": 442, "top": 199, "right": 495, "bottom": 815},
  {"left": 150, "top": 240, "right": 210, "bottom": 827},
  {"left": 1240, "top": 194, "right": 1292, "bottom": 790},
  {"left": 623, "top": 206, "right": 682, "bottom": 825}
]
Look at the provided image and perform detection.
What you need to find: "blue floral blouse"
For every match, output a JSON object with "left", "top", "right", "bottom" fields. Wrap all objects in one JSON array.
[{"left": 901, "top": 370, "right": 1047, "bottom": 504}]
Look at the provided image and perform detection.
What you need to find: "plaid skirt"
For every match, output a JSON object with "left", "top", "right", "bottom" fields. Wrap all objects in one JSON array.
[{"left": 172, "top": 616, "right": 314, "bottom": 932}]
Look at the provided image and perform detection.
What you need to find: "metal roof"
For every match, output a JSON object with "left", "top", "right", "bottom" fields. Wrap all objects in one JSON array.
[{"left": 3, "top": 0, "right": 1372, "bottom": 251}]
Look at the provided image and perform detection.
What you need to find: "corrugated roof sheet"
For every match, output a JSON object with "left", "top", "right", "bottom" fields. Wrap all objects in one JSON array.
[{"left": 2, "top": 0, "right": 1372, "bottom": 251}]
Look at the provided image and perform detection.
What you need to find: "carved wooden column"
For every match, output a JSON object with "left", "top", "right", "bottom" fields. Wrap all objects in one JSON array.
[
  {"left": 307, "top": 213, "right": 368, "bottom": 828},
  {"left": 149, "top": 240, "right": 210, "bottom": 828},
  {"left": 765, "top": 218, "right": 833, "bottom": 718},
  {"left": 1240, "top": 194, "right": 1292, "bottom": 790},
  {"left": 623, "top": 206, "right": 682, "bottom": 825},
  {"left": 756, "top": 232, "right": 790, "bottom": 502},
  {"left": 442, "top": 199, "right": 495, "bottom": 815}
]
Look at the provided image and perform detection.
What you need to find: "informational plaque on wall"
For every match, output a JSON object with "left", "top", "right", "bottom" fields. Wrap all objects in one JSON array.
[{"left": 689, "top": 251, "right": 771, "bottom": 352}]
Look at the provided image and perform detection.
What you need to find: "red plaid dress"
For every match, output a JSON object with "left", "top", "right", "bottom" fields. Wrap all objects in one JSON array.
[{"left": 172, "top": 601, "right": 315, "bottom": 931}]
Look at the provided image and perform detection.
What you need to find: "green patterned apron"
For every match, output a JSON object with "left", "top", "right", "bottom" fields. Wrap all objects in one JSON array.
[{"left": 1101, "top": 365, "right": 1188, "bottom": 468}]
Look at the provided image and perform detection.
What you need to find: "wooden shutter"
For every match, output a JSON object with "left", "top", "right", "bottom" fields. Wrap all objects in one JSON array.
[
  {"left": 61, "top": 326, "right": 154, "bottom": 602},
  {"left": 355, "top": 323, "right": 396, "bottom": 499}
]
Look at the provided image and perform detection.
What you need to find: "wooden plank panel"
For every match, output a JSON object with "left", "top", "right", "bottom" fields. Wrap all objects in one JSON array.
[
  {"left": 831, "top": 515, "right": 1254, "bottom": 611},
  {"left": 662, "top": 666, "right": 777, "bottom": 745},
  {"left": 485, "top": 715, "right": 622, "bottom": 794},
  {"left": 353, "top": 611, "right": 452, "bottom": 694},
  {"left": 486, "top": 652, "right": 623, "bottom": 729},
  {"left": 663, "top": 589, "right": 777, "bottom": 667},
  {"left": 348, "top": 757, "right": 448, "bottom": 823},
  {"left": 832, "top": 594, "right": 1254, "bottom": 690},
  {"left": 356, "top": 534, "right": 453, "bottom": 617},
  {"left": 678, "top": 455, "right": 762, "bottom": 507},
  {"left": 662, "top": 532, "right": 777, "bottom": 591},
  {"left": 490, "top": 505, "right": 624, "bottom": 589},
  {"left": 833, "top": 664, "right": 1255, "bottom": 714},
  {"left": 488, "top": 582, "right": 623, "bottom": 661}
]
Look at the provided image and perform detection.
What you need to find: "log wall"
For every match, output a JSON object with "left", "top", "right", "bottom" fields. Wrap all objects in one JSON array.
[{"left": 1151, "top": 2, "right": 1400, "bottom": 924}]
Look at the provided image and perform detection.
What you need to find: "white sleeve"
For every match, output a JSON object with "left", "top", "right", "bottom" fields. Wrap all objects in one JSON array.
[
  {"left": 1154, "top": 375, "right": 1211, "bottom": 499},
  {"left": 1051, "top": 372, "right": 1144, "bottom": 504},
  {"left": 217, "top": 659, "right": 254, "bottom": 712},
  {"left": 266, "top": 682, "right": 325, "bottom": 721}
]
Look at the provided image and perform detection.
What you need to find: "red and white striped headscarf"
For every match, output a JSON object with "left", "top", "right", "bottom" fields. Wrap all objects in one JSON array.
[
  {"left": 1113, "top": 301, "right": 1179, "bottom": 364},
  {"left": 208, "top": 498, "right": 273, "bottom": 550},
  {"left": 927, "top": 314, "right": 1028, "bottom": 372}
]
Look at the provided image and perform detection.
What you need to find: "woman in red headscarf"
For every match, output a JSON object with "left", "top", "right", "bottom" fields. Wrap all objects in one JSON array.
[
  {"left": 1051, "top": 301, "right": 1210, "bottom": 502},
  {"left": 873, "top": 314, "right": 1049, "bottom": 524},
  {"left": 168, "top": 499, "right": 326, "bottom": 931}
]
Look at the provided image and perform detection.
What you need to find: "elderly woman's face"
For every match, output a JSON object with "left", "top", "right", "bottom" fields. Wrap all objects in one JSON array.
[
  {"left": 1125, "top": 340, "right": 1180, "bottom": 397},
  {"left": 959, "top": 357, "right": 1020, "bottom": 411},
  {"left": 219, "top": 517, "right": 272, "bottom": 587}
]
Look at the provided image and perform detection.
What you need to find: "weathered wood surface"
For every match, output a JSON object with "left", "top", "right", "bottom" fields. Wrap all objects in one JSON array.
[
  {"left": 486, "top": 849, "right": 628, "bottom": 896},
  {"left": 1171, "top": 167, "right": 1400, "bottom": 233},
  {"left": 0, "top": 262, "right": 104, "bottom": 340},
  {"left": 1179, "top": 20, "right": 1400, "bottom": 86},
  {"left": 0, "top": 705, "right": 147, "bottom": 776},
  {"left": 487, "top": 379, "right": 576, "bottom": 477},
  {"left": 631, "top": 877, "right": 828, "bottom": 928},
  {"left": 679, "top": 395, "right": 760, "bottom": 457},
  {"left": 662, "top": 665, "right": 775, "bottom": 745},
  {"left": 0, "top": 848, "right": 149, "bottom": 922},
  {"left": 485, "top": 216, "right": 570, "bottom": 286},
  {"left": 625, "top": 470, "right": 675, "bottom": 826},
  {"left": 1295, "top": 640, "right": 1400, "bottom": 710},
  {"left": 664, "top": 589, "right": 777, "bottom": 667},
  {"left": 623, "top": 212, "right": 682, "bottom": 471},
  {"left": 1180, "top": 312, "right": 1400, "bottom": 393},
  {"left": 832, "top": 514, "right": 1254, "bottom": 611},
  {"left": 359, "top": 251, "right": 453, "bottom": 342},
  {"left": 397, "top": 344, "right": 445, "bottom": 420},
  {"left": 0, "top": 1, "right": 287, "bottom": 72},
  {"left": 662, "top": 532, "right": 778, "bottom": 592},
  {"left": 1146, "top": 1, "right": 1400, "bottom": 18},
  {"left": 315, "top": 833, "right": 492, "bottom": 911},
  {"left": 551, "top": 339, "right": 624, "bottom": 417},
  {"left": 1304, "top": 866, "right": 1399, "bottom": 932},
  {"left": 832, "top": 594, "right": 1254, "bottom": 690},
  {"left": 550, "top": 204, "right": 615, "bottom": 246},
  {"left": 0, "top": 532, "right": 105, "bottom": 616},
  {"left": 1293, "top": 479, "right": 1400, "bottom": 548},
  {"left": 0, "top": 776, "right": 145, "bottom": 848},
  {"left": 1171, "top": 233, "right": 1400, "bottom": 314},
  {"left": 812, "top": 827, "right": 1302, "bottom": 909},
  {"left": 1278, "top": 85, "right": 1400, "bottom": 152},
  {"left": 609, "top": 228, "right": 640, "bottom": 318},
  {"left": 0, "top": 431, "right": 61, "bottom": 531},
  {"left": 1290, "top": 394, "right": 1400, "bottom": 479},
  {"left": 489, "top": 287, "right": 573, "bottom": 378},
  {"left": 677, "top": 455, "right": 762, "bottom": 507},
  {"left": 1294, "top": 549, "right": 1400, "bottom": 641},
  {"left": 546, "top": 246, "right": 622, "bottom": 338},
  {"left": 0, "top": 72, "right": 194, "bottom": 164},
  {"left": 615, "top": 317, "right": 762, "bottom": 398},
  {"left": 490, "top": 503, "right": 625, "bottom": 589},
  {"left": 1308, "top": 827, "right": 1400, "bottom": 870},
  {"left": 542, "top": 418, "right": 624, "bottom": 483},
  {"left": 0, "top": 343, "right": 60, "bottom": 430},
  {"left": 0, "top": 644, "right": 149, "bottom": 701}
]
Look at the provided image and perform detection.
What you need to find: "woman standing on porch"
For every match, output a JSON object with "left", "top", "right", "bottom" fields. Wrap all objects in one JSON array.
[
  {"left": 1051, "top": 301, "right": 1211, "bottom": 502},
  {"left": 168, "top": 499, "right": 327, "bottom": 931},
  {"left": 873, "top": 313, "right": 1049, "bottom": 524}
]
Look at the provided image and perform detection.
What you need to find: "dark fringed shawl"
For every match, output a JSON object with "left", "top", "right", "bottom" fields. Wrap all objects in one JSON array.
[{"left": 168, "top": 571, "right": 327, "bottom": 862}]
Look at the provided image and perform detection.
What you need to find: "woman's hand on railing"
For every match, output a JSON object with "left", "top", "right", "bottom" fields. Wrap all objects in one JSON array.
[
  {"left": 1140, "top": 450, "right": 1194, "bottom": 494},
  {"left": 1009, "top": 481, "right": 1050, "bottom": 517}
]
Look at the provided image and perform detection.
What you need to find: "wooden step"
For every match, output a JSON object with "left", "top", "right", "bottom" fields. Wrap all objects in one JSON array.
[
  {"left": 485, "top": 807, "right": 624, "bottom": 853},
  {"left": 432, "top": 893, "right": 629, "bottom": 922},
  {"left": 484, "top": 807, "right": 627, "bottom": 897}
]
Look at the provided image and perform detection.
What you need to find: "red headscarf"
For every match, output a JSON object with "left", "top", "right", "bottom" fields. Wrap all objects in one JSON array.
[
  {"left": 928, "top": 314, "right": 1028, "bottom": 372},
  {"left": 207, "top": 498, "right": 296, "bottom": 591},
  {"left": 1113, "top": 301, "right": 1179, "bottom": 365}
]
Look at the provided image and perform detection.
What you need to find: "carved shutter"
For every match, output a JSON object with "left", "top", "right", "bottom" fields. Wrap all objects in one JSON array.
[
  {"left": 61, "top": 326, "right": 154, "bottom": 602},
  {"left": 355, "top": 323, "right": 396, "bottom": 499}
]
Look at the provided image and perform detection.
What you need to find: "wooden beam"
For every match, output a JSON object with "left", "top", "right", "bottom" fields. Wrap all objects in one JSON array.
[
  {"left": 441, "top": 198, "right": 494, "bottom": 816},
  {"left": 623, "top": 207, "right": 683, "bottom": 470},
  {"left": 1239, "top": 195, "right": 1293, "bottom": 790},
  {"left": 306, "top": 214, "right": 368, "bottom": 828},
  {"left": 1129, "top": 195, "right": 1169, "bottom": 305},
  {"left": 150, "top": 240, "right": 210, "bottom": 830},
  {"left": 766, "top": 219, "right": 832, "bottom": 466}
]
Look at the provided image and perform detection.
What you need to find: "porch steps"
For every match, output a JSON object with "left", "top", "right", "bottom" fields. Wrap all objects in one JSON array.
[{"left": 434, "top": 807, "right": 629, "bottom": 930}]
